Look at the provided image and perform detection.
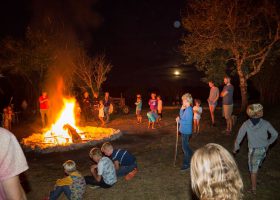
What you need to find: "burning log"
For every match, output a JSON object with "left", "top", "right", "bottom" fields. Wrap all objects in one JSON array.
[{"left": 63, "top": 124, "right": 82, "bottom": 143}]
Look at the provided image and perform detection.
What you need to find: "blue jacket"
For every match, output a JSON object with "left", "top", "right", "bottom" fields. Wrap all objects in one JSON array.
[{"left": 179, "top": 106, "right": 193, "bottom": 134}]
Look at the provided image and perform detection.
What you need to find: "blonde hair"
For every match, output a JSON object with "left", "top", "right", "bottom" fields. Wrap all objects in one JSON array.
[
  {"left": 191, "top": 143, "right": 243, "bottom": 200},
  {"left": 181, "top": 93, "right": 193, "bottom": 104},
  {"left": 63, "top": 160, "right": 76, "bottom": 173},
  {"left": 89, "top": 148, "right": 103, "bottom": 158},
  {"left": 246, "top": 104, "right": 263, "bottom": 118},
  {"left": 101, "top": 142, "right": 113, "bottom": 152}
]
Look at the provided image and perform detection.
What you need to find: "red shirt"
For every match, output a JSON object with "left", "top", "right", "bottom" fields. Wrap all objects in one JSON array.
[{"left": 39, "top": 96, "right": 49, "bottom": 109}]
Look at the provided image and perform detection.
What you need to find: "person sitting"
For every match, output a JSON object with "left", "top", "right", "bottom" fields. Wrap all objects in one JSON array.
[
  {"left": 48, "top": 160, "right": 86, "bottom": 200},
  {"left": 84, "top": 148, "right": 117, "bottom": 189},
  {"left": 191, "top": 143, "right": 243, "bottom": 200},
  {"left": 101, "top": 142, "right": 138, "bottom": 180}
]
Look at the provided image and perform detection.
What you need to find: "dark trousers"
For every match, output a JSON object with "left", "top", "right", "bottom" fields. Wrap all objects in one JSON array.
[{"left": 84, "top": 176, "right": 112, "bottom": 188}]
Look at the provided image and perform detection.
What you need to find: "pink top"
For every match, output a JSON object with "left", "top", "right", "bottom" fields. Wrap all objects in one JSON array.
[{"left": 0, "top": 128, "right": 29, "bottom": 199}]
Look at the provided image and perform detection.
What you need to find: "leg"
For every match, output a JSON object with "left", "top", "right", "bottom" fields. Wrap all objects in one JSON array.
[
  {"left": 49, "top": 186, "right": 71, "bottom": 200},
  {"left": 251, "top": 173, "right": 257, "bottom": 191},
  {"left": 181, "top": 134, "right": 192, "bottom": 169},
  {"left": 117, "top": 163, "right": 137, "bottom": 177},
  {"left": 40, "top": 109, "right": 46, "bottom": 128},
  {"left": 197, "top": 120, "right": 200, "bottom": 133},
  {"left": 209, "top": 105, "right": 216, "bottom": 125}
]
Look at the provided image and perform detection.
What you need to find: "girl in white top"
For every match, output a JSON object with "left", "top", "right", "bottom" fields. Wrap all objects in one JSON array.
[
  {"left": 157, "top": 95, "right": 163, "bottom": 120},
  {"left": 98, "top": 100, "right": 105, "bottom": 126},
  {"left": 193, "top": 99, "right": 203, "bottom": 133}
]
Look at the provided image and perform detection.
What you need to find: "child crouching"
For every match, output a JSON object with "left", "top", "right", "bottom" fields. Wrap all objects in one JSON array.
[
  {"left": 48, "top": 160, "right": 86, "bottom": 200},
  {"left": 84, "top": 148, "right": 117, "bottom": 188},
  {"left": 102, "top": 142, "right": 138, "bottom": 181}
]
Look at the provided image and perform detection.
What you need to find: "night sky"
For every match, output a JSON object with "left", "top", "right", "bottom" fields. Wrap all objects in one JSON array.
[{"left": 0, "top": 0, "right": 206, "bottom": 104}]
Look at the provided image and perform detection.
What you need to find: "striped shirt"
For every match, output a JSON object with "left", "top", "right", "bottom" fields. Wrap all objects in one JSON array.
[{"left": 111, "top": 149, "right": 136, "bottom": 166}]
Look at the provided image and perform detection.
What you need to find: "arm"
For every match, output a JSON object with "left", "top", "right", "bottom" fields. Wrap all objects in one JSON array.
[
  {"left": 234, "top": 123, "right": 247, "bottom": 152},
  {"left": 220, "top": 90, "right": 228, "bottom": 97},
  {"left": 214, "top": 88, "right": 220, "bottom": 102},
  {"left": 2, "top": 175, "right": 27, "bottom": 200},
  {"left": 90, "top": 165, "right": 101, "bottom": 182},
  {"left": 267, "top": 122, "right": 279, "bottom": 146},
  {"left": 114, "top": 160, "right": 120, "bottom": 170},
  {"left": 55, "top": 176, "right": 73, "bottom": 187}
]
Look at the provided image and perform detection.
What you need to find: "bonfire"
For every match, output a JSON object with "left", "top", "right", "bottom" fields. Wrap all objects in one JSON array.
[{"left": 22, "top": 98, "right": 121, "bottom": 153}]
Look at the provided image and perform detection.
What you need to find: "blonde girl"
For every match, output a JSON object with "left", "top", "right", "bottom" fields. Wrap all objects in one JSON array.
[{"left": 191, "top": 143, "right": 243, "bottom": 200}]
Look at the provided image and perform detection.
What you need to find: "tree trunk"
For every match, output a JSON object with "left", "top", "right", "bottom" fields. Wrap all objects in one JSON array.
[{"left": 238, "top": 72, "right": 248, "bottom": 112}]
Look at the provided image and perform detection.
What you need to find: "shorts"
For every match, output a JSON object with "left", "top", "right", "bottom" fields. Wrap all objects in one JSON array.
[
  {"left": 136, "top": 109, "right": 141, "bottom": 116},
  {"left": 248, "top": 147, "right": 266, "bottom": 173},
  {"left": 223, "top": 104, "right": 233, "bottom": 119},
  {"left": 147, "top": 112, "right": 157, "bottom": 122},
  {"left": 208, "top": 101, "right": 217, "bottom": 107}
]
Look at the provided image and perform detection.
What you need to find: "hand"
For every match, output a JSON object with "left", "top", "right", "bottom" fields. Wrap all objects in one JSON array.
[
  {"left": 176, "top": 116, "right": 180, "bottom": 123},
  {"left": 232, "top": 150, "right": 237, "bottom": 154},
  {"left": 91, "top": 164, "right": 97, "bottom": 170},
  {"left": 181, "top": 105, "right": 186, "bottom": 110}
]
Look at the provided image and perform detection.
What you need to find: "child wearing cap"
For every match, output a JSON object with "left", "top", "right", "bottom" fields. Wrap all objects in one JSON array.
[
  {"left": 135, "top": 94, "right": 142, "bottom": 123},
  {"left": 101, "top": 142, "right": 138, "bottom": 181},
  {"left": 48, "top": 160, "right": 86, "bottom": 200},
  {"left": 233, "top": 104, "right": 278, "bottom": 194}
]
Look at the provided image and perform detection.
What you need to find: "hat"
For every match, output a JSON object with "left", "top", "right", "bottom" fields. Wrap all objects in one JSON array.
[{"left": 246, "top": 104, "right": 263, "bottom": 118}]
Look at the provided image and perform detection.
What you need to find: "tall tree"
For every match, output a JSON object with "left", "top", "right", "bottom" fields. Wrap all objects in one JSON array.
[
  {"left": 73, "top": 51, "right": 112, "bottom": 96},
  {"left": 181, "top": 0, "right": 280, "bottom": 111}
]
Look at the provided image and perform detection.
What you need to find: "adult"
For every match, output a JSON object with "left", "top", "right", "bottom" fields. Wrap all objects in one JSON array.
[
  {"left": 0, "top": 128, "right": 29, "bottom": 200},
  {"left": 92, "top": 92, "right": 100, "bottom": 122},
  {"left": 82, "top": 91, "right": 92, "bottom": 122},
  {"left": 176, "top": 93, "right": 193, "bottom": 171},
  {"left": 191, "top": 143, "right": 243, "bottom": 200},
  {"left": 220, "top": 76, "right": 234, "bottom": 134},
  {"left": 39, "top": 91, "right": 50, "bottom": 128},
  {"left": 103, "top": 92, "right": 111, "bottom": 123},
  {"left": 207, "top": 81, "right": 219, "bottom": 126}
]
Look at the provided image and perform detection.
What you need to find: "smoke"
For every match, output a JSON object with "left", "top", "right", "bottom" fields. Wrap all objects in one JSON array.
[{"left": 29, "top": 0, "right": 102, "bottom": 122}]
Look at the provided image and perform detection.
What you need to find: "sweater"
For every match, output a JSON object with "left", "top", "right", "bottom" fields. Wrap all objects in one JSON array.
[
  {"left": 234, "top": 118, "right": 278, "bottom": 151},
  {"left": 179, "top": 106, "right": 193, "bottom": 134}
]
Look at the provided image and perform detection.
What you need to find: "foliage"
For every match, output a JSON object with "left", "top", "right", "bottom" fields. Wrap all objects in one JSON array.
[{"left": 180, "top": 0, "right": 280, "bottom": 110}]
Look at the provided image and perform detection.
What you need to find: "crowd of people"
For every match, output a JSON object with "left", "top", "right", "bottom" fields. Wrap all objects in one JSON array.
[{"left": 0, "top": 75, "right": 279, "bottom": 200}]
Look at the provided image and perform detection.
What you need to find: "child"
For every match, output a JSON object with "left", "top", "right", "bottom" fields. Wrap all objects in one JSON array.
[
  {"left": 84, "top": 148, "right": 117, "bottom": 188},
  {"left": 191, "top": 143, "right": 243, "bottom": 200},
  {"left": 135, "top": 94, "right": 142, "bottom": 123},
  {"left": 98, "top": 100, "right": 105, "bottom": 126},
  {"left": 48, "top": 160, "right": 86, "bottom": 200},
  {"left": 2, "top": 108, "right": 9, "bottom": 130},
  {"left": 101, "top": 142, "right": 138, "bottom": 181},
  {"left": 147, "top": 93, "right": 159, "bottom": 129},
  {"left": 193, "top": 99, "right": 202, "bottom": 134},
  {"left": 233, "top": 104, "right": 278, "bottom": 194},
  {"left": 157, "top": 95, "right": 163, "bottom": 120},
  {"left": 176, "top": 93, "right": 193, "bottom": 171}
]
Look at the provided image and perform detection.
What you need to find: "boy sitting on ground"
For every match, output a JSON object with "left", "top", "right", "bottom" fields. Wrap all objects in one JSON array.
[
  {"left": 101, "top": 142, "right": 138, "bottom": 180},
  {"left": 48, "top": 160, "right": 86, "bottom": 200},
  {"left": 84, "top": 148, "right": 117, "bottom": 188}
]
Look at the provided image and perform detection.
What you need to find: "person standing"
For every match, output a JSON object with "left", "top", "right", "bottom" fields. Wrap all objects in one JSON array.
[
  {"left": 207, "top": 81, "right": 219, "bottom": 126},
  {"left": 82, "top": 91, "right": 91, "bottom": 122},
  {"left": 176, "top": 93, "right": 193, "bottom": 171},
  {"left": 220, "top": 76, "right": 234, "bottom": 134},
  {"left": 39, "top": 91, "right": 50, "bottom": 128},
  {"left": 103, "top": 92, "right": 111, "bottom": 123},
  {"left": 92, "top": 92, "right": 100, "bottom": 122},
  {"left": 0, "top": 128, "right": 29, "bottom": 200}
]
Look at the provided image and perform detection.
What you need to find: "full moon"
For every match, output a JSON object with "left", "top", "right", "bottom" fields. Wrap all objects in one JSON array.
[{"left": 174, "top": 70, "right": 180, "bottom": 76}]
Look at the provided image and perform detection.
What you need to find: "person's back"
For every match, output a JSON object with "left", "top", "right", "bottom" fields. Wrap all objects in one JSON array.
[{"left": 68, "top": 171, "right": 86, "bottom": 200}]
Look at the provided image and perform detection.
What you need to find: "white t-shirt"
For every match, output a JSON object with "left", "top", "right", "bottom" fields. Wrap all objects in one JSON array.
[
  {"left": 193, "top": 106, "right": 202, "bottom": 120},
  {"left": 97, "top": 157, "right": 117, "bottom": 185},
  {"left": 0, "top": 128, "right": 29, "bottom": 199}
]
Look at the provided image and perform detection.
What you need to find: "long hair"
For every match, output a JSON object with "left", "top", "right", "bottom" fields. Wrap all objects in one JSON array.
[{"left": 191, "top": 143, "right": 243, "bottom": 200}]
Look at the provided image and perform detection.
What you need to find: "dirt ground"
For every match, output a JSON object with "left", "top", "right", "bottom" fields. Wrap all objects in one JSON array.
[{"left": 13, "top": 106, "right": 280, "bottom": 200}]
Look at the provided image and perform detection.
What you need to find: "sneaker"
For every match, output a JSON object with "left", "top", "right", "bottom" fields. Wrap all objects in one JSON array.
[
  {"left": 180, "top": 166, "right": 190, "bottom": 172},
  {"left": 125, "top": 168, "right": 138, "bottom": 181},
  {"left": 88, "top": 185, "right": 100, "bottom": 190}
]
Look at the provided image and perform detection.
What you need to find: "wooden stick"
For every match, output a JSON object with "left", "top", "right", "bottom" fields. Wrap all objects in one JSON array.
[{"left": 174, "top": 121, "right": 179, "bottom": 166}]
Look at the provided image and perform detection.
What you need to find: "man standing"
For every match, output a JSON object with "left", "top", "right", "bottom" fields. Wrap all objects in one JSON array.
[
  {"left": 207, "top": 81, "right": 219, "bottom": 126},
  {"left": 0, "top": 128, "right": 29, "bottom": 200},
  {"left": 92, "top": 92, "right": 100, "bottom": 122},
  {"left": 104, "top": 92, "right": 111, "bottom": 123},
  {"left": 82, "top": 91, "right": 92, "bottom": 122},
  {"left": 39, "top": 91, "right": 50, "bottom": 128},
  {"left": 220, "top": 76, "right": 234, "bottom": 134}
]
